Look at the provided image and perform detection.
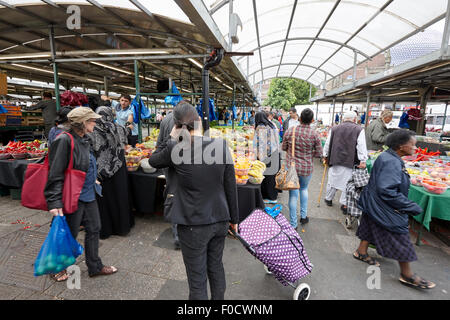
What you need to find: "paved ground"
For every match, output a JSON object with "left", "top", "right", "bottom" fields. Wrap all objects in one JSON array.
[{"left": 0, "top": 158, "right": 449, "bottom": 300}]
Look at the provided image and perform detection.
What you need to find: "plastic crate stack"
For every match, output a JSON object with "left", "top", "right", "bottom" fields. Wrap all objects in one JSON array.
[{"left": 0, "top": 103, "right": 22, "bottom": 126}]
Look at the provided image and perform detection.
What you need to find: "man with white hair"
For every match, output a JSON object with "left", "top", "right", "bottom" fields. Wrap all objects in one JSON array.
[{"left": 323, "top": 112, "right": 368, "bottom": 213}]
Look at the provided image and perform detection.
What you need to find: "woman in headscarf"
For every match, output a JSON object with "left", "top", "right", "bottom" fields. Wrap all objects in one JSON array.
[
  {"left": 89, "top": 106, "right": 134, "bottom": 239},
  {"left": 254, "top": 111, "right": 280, "bottom": 204}
]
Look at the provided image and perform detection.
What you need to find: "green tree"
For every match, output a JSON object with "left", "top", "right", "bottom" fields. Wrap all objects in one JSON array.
[
  {"left": 263, "top": 78, "right": 296, "bottom": 111},
  {"left": 288, "top": 78, "right": 317, "bottom": 105}
]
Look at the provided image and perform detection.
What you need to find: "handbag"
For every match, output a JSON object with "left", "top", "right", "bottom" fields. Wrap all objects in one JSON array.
[
  {"left": 275, "top": 126, "right": 300, "bottom": 190},
  {"left": 21, "top": 132, "right": 87, "bottom": 214}
]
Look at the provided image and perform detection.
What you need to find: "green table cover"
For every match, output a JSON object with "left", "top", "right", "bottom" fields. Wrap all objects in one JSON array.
[{"left": 408, "top": 184, "right": 450, "bottom": 231}]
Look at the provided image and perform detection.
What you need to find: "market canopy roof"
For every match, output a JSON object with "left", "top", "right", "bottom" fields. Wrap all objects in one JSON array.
[
  {"left": 0, "top": 0, "right": 255, "bottom": 105},
  {"left": 201, "top": 0, "right": 448, "bottom": 87}
]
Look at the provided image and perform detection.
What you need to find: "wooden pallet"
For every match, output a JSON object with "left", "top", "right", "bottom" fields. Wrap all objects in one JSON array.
[{"left": 22, "top": 116, "right": 44, "bottom": 126}]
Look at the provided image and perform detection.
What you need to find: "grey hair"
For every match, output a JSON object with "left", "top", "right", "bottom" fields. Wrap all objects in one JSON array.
[{"left": 70, "top": 120, "right": 86, "bottom": 133}]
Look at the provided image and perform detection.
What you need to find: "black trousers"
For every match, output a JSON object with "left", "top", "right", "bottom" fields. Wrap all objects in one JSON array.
[
  {"left": 65, "top": 200, "right": 104, "bottom": 276},
  {"left": 261, "top": 151, "right": 280, "bottom": 200},
  {"left": 127, "top": 135, "right": 138, "bottom": 147},
  {"left": 177, "top": 221, "right": 229, "bottom": 300}
]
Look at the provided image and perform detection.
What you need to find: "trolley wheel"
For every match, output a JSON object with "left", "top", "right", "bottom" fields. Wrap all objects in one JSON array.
[
  {"left": 345, "top": 217, "right": 352, "bottom": 229},
  {"left": 264, "top": 265, "right": 272, "bottom": 275},
  {"left": 293, "top": 283, "right": 310, "bottom": 301}
]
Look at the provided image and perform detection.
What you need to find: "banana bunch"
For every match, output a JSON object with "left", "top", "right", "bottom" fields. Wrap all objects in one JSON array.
[
  {"left": 251, "top": 160, "right": 266, "bottom": 171},
  {"left": 249, "top": 160, "right": 266, "bottom": 178},
  {"left": 249, "top": 169, "right": 263, "bottom": 178}
]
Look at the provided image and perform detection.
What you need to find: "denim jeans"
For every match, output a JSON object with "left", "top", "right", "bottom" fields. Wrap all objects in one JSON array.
[
  {"left": 177, "top": 221, "right": 229, "bottom": 300},
  {"left": 288, "top": 174, "right": 312, "bottom": 228}
]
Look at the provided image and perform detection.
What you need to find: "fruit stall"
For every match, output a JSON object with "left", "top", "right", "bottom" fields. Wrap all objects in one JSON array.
[
  {"left": 122, "top": 126, "right": 265, "bottom": 221},
  {"left": 415, "top": 133, "right": 450, "bottom": 155},
  {"left": 367, "top": 147, "right": 450, "bottom": 245}
]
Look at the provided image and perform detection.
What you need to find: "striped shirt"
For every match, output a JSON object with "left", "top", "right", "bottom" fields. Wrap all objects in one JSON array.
[{"left": 282, "top": 123, "right": 323, "bottom": 177}]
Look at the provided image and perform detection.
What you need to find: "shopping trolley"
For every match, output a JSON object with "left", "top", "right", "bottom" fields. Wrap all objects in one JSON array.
[{"left": 231, "top": 205, "right": 313, "bottom": 300}]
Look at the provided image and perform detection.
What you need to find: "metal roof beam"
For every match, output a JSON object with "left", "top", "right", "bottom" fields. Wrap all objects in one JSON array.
[
  {"left": 248, "top": 63, "right": 333, "bottom": 79},
  {"left": 306, "top": 0, "right": 394, "bottom": 83},
  {"left": 248, "top": 37, "right": 371, "bottom": 60},
  {"left": 290, "top": 0, "right": 341, "bottom": 78},
  {"left": 276, "top": 0, "right": 297, "bottom": 78},
  {"left": 252, "top": 0, "right": 264, "bottom": 83}
]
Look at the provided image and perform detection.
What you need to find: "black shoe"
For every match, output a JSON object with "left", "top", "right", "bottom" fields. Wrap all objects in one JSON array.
[
  {"left": 324, "top": 199, "right": 332, "bottom": 207},
  {"left": 341, "top": 205, "right": 348, "bottom": 215},
  {"left": 300, "top": 217, "right": 309, "bottom": 225},
  {"left": 174, "top": 240, "right": 181, "bottom": 250}
]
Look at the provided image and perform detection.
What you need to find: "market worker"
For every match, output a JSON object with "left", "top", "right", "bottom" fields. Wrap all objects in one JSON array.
[
  {"left": 248, "top": 110, "right": 256, "bottom": 125},
  {"left": 115, "top": 94, "right": 138, "bottom": 147},
  {"left": 282, "top": 107, "right": 300, "bottom": 134},
  {"left": 353, "top": 129, "right": 435, "bottom": 290},
  {"left": 26, "top": 91, "right": 57, "bottom": 139},
  {"left": 323, "top": 112, "right": 368, "bottom": 213},
  {"left": 44, "top": 107, "right": 118, "bottom": 282},
  {"left": 149, "top": 101, "right": 238, "bottom": 300},
  {"left": 365, "top": 109, "right": 393, "bottom": 151}
]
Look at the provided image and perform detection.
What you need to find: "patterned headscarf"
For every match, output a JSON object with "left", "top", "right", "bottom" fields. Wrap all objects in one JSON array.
[{"left": 88, "top": 106, "right": 128, "bottom": 179}]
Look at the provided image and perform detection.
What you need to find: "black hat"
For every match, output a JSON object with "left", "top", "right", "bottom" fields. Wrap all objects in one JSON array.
[{"left": 55, "top": 106, "right": 73, "bottom": 125}]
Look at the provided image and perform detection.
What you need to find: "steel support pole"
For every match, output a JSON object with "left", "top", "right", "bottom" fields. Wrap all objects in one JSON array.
[
  {"left": 134, "top": 60, "right": 142, "bottom": 143},
  {"left": 49, "top": 26, "right": 60, "bottom": 111},
  {"left": 365, "top": 90, "right": 371, "bottom": 129},
  {"left": 202, "top": 67, "right": 210, "bottom": 135},
  {"left": 442, "top": 101, "right": 449, "bottom": 132},
  {"left": 316, "top": 101, "right": 319, "bottom": 121},
  {"left": 232, "top": 83, "right": 236, "bottom": 130},
  {"left": 341, "top": 101, "right": 345, "bottom": 123},
  {"left": 104, "top": 76, "right": 108, "bottom": 96},
  {"left": 353, "top": 50, "right": 357, "bottom": 84},
  {"left": 331, "top": 98, "right": 336, "bottom": 126}
]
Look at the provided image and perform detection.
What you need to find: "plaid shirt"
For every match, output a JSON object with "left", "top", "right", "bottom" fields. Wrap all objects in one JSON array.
[{"left": 282, "top": 124, "right": 323, "bottom": 177}]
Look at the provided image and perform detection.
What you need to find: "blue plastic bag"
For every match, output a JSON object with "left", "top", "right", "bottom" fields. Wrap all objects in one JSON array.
[
  {"left": 164, "top": 83, "right": 183, "bottom": 106},
  {"left": 131, "top": 95, "right": 151, "bottom": 124},
  {"left": 199, "top": 98, "right": 218, "bottom": 121},
  {"left": 0, "top": 104, "right": 7, "bottom": 115},
  {"left": 34, "top": 216, "right": 84, "bottom": 277},
  {"left": 264, "top": 205, "right": 282, "bottom": 219}
]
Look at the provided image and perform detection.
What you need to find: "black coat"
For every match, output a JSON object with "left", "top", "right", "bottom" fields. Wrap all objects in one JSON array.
[
  {"left": 44, "top": 130, "right": 91, "bottom": 211},
  {"left": 149, "top": 136, "right": 239, "bottom": 226},
  {"left": 358, "top": 149, "right": 422, "bottom": 234}
]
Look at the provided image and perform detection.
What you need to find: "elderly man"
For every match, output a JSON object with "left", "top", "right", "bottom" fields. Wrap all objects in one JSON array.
[
  {"left": 323, "top": 112, "right": 368, "bottom": 213},
  {"left": 365, "top": 109, "right": 393, "bottom": 151}
]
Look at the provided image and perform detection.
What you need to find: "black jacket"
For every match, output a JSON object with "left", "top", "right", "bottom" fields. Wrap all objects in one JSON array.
[
  {"left": 44, "top": 130, "right": 91, "bottom": 210},
  {"left": 149, "top": 136, "right": 239, "bottom": 226},
  {"left": 358, "top": 149, "right": 422, "bottom": 234}
]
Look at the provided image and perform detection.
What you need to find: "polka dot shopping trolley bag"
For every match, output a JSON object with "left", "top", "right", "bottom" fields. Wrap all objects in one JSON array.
[{"left": 235, "top": 205, "right": 313, "bottom": 288}]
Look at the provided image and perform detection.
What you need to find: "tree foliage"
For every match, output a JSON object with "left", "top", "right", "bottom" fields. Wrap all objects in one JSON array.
[{"left": 263, "top": 78, "right": 316, "bottom": 111}]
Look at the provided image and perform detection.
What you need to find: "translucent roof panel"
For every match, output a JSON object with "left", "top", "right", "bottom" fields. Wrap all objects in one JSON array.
[
  {"left": 207, "top": 0, "right": 448, "bottom": 86},
  {"left": 3, "top": 0, "right": 192, "bottom": 24}
]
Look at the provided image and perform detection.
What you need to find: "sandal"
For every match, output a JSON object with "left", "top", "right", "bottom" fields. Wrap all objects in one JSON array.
[
  {"left": 89, "top": 266, "right": 118, "bottom": 278},
  {"left": 50, "top": 269, "right": 69, "bottom": 282},
  {"left": 399, "top": 273, "right": 436, "bottom": 289},
  {"left": 353, "top": 251, "right": 380, "bottom": 267}
]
